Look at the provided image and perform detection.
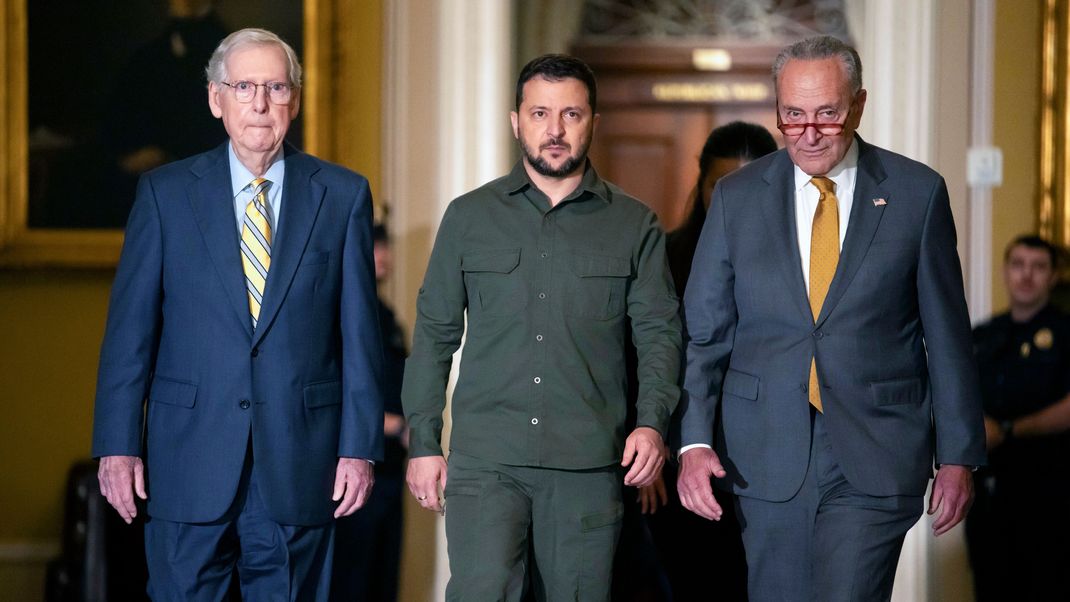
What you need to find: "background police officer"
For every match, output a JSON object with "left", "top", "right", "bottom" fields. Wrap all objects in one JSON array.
[{"left": 968, "top": 235, "right": 1070, "bottom": 601}]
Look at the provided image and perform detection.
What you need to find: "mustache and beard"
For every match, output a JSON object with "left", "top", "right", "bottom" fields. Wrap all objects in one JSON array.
[{"left": 519, "top": 135, "right": 590, "bottom": 178}]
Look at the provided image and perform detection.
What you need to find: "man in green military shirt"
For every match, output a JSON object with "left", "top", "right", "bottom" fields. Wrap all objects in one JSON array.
[{"left": 402, "top": 54, "right": 681, "bottom": 601}]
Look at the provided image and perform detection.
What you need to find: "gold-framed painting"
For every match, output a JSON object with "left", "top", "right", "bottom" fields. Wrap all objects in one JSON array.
[
  {"left": 1040, "top": 0, "right": 1070, "bottom": 248},
  {"left": 0, "top": 0, "right": 337, "bottom": 267}
]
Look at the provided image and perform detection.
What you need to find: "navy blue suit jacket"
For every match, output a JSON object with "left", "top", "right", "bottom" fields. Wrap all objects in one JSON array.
[
  {"left": 679, "top": 137, "right": 985, "bottom": 501},
  {"left": 92, "top": 142, "right": 385, "bottom": 525}
]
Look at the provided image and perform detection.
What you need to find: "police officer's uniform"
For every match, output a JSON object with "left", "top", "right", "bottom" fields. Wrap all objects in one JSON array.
[{"left": 967, "top": 304, "right": 1070, "bottom": 601}]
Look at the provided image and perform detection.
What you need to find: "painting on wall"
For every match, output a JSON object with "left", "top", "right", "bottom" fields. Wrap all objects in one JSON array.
[{"left": 0, "top": 0, "right": 304, "bottom": 266}]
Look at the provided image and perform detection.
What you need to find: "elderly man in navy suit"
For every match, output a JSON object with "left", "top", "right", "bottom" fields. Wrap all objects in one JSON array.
[
  {"left": 676, "top": 36, "right": 985, "bottom": 601},
  {"left": 92, "top": 28, "right": 384, "bottom": 601}
]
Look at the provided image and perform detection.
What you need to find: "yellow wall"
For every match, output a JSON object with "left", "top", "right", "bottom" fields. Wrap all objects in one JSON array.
[
  {"left": 992, "top": 0, "right": 1042, "bottom": 312},
  {"left": 0, "top": 3, "right": 386, "bottom": 600},
  {"left": 0, "top": 270, "right": 110, "bottom": 538},
  {"left": 0, "top": 270, "right": 112, "bottom": 601},
  {"left": 324, "top": 0, "right": 382, "bottom": 196}
]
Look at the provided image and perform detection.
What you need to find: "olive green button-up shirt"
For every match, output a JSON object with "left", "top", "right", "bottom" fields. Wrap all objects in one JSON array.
[{"left": 402, "top": 161, "right": 681, "bottom": 470}]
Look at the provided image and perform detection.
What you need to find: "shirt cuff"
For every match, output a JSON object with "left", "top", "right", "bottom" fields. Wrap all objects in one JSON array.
[
  {"left": 678, "top": 443, "right": 712, "bottom": 456},
  {"left": 408, "top": 426, "right": 444, "bottom": 458}
]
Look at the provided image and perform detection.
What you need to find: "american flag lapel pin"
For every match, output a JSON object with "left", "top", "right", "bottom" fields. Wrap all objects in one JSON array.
[{"left": 872, "top": 198, "right": 887, "bottom": 206}]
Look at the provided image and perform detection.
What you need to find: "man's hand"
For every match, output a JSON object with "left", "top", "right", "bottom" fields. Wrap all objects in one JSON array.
[
  {"left": 622, "top": 426, "right": 667, "bottom": 487},
  {"left": 333, "top": 458, "right": 374, "bottom": 518},
  {"left": 638, "top": 473, "right": 668, "bottom": 514},
  {"left": 406, "top": 455, "right": 448, "bottom": 513},
  {"left": 928, "top": 464, "right": 974, "bottom": 536},
  {"left": 677, "top": 447, "right": 726, "bottom": 521},
  {"left": 98, "top": 455, "right": 147, "bottom": 524}
]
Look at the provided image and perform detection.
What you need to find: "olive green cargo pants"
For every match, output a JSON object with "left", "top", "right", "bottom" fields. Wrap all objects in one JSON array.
[{"left": 443, "top": 451, "right": 624, "bottom": 602}]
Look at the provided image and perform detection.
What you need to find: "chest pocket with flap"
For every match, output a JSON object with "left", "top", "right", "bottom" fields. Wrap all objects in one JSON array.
[
  {"left": 461, "top": 248, "right": 526, "bottom": 316},
  {"left": 567, "top": 252, "right": 630, "bottom": 320}
]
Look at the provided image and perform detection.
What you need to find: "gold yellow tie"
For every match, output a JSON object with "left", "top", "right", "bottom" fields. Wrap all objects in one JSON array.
[
  {"left": 240, "top": 178, "right": 272, "bottom": 328},
  {"left": 808, "top": 176, "right": 839, "bottom": 413}
]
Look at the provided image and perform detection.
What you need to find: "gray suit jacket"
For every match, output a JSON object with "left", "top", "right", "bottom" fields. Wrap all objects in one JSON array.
[{"left": 679, "top": 136, "right": 985, "bottom": 502}]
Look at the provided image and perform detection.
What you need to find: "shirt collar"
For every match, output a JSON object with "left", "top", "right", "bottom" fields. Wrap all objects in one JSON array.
[
  {"left": 792, "top": 137, "right": 859, "bottom": 193},
  {"left": 498, "top": 160, "right": 611, "bottom": 204},
  {"left": 228, "top": 144, "right": 285, "bottom": 197}
]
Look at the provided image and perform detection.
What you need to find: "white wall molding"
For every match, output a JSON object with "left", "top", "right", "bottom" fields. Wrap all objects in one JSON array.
[{"left": 968, "top": 0, "right": 996, "bottom": 323}]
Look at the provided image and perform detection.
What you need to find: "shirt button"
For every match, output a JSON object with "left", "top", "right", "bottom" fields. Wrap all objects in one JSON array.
[
  {"left": 251, "top": 348, "right": 259, "bottom": 357},
  {"left": 531, "top": 418, "right": 539, "bottom": 425},
  {"left": 540, "top": 252, "right": 548, "bottom": 258},
  {"left": 239, "top": 399, "right": 251, "bottom": 409},
  {"left": 536, "top": 334, "right": 543, "bottom": 341},
  {"left": 538, "top": 292, "right": 547, "bottom": 299},
  {"left": 533, "top": 377, "right": 541, "bottom": 384}
]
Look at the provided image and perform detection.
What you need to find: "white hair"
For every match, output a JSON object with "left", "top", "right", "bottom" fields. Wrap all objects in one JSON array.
[{"left": 205, "top": 28, "right": 302, "bottom": 87}]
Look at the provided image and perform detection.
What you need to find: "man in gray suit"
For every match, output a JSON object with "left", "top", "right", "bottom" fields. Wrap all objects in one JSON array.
[{"left": 676, "top": 36, "right": 985, "bottom": 601}]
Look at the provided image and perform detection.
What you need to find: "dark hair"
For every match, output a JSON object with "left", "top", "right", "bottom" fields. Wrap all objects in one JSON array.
[
  {"left": 694, "top": 121, "right": 777, "bottom": 207},
  {"left": 1005, "top": 234, "right": 1061, "bottom": 269},
  {"left": 515, "top": 54, "right": 598, "bottom": 113},
  {"left": 666, "top": 122, "right": 776, "bottom": 296}
]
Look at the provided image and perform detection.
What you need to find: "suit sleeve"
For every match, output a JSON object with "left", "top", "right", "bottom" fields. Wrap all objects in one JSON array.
[
  {"left": 678, "top": 182, "right": 738, "bottom": 449},
  {"left": 627, "top": 211, "right": 682, "bottom": 437},
  {"left": 401, "top": 202, "right": 467, "bottom": 458},
  {"left": 91, "top": 175, "right": 164, "bottom": 458},
  {"left": 916, "top": 177, "right": 986, "bottom": 467},
  {"left": 338, "top": 177, "right": 387, "bottom": 460}
]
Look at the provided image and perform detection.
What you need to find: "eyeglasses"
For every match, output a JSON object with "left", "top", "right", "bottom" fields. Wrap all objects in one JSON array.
[
  {"left": 220, "top": 81, "right": 294, "bottom": 105},
  {"left": 776, "top": 103, "right": 854, "bottom": 137}
]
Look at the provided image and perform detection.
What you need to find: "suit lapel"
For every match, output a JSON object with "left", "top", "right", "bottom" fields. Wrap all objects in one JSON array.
[
  {"left": 815, "top": 138, "right": 888, "bottom": 326},
  {"left": 252, "top": 146, "right": 325, "bottom": 347},
  {"left": 189, "top": 143, "right": 253, "bottom": 339},
  {"left": 760, "top": 154, "right": 812, "bottom": 322}
]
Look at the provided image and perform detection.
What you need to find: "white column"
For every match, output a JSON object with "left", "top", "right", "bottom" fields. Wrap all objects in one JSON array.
[
  {"left": 968, "top": 0, "right": 996, "bottom": 323},
  {"left": 857, "top": 0, "right": 935, "bottom": 162},
  {"left": 438, "top": 0, "right": 515, "bottom": 201},
  {"left": 384, "top": 2, "right": 514, "bottom": 600}
]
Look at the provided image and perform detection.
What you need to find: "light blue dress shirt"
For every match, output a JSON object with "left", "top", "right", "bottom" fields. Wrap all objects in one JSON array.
[{"left": 228, "top": 144, "right": 286, "bottom": 237}]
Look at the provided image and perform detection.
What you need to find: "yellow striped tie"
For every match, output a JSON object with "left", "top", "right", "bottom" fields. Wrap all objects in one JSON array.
[
  {"left": 808, "top": 176, "right": 839, "bottom": 413},
  {"left": 241, "top": 178, "right": 272, "bottom": 328}
]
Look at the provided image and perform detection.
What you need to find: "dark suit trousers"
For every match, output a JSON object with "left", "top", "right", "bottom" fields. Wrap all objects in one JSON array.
[
  {"left": 734, "top": 412, "right": 923, "bottom": 602},
  {"left": 144, "top": 459, "right": 334, "bottom": 602}
]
